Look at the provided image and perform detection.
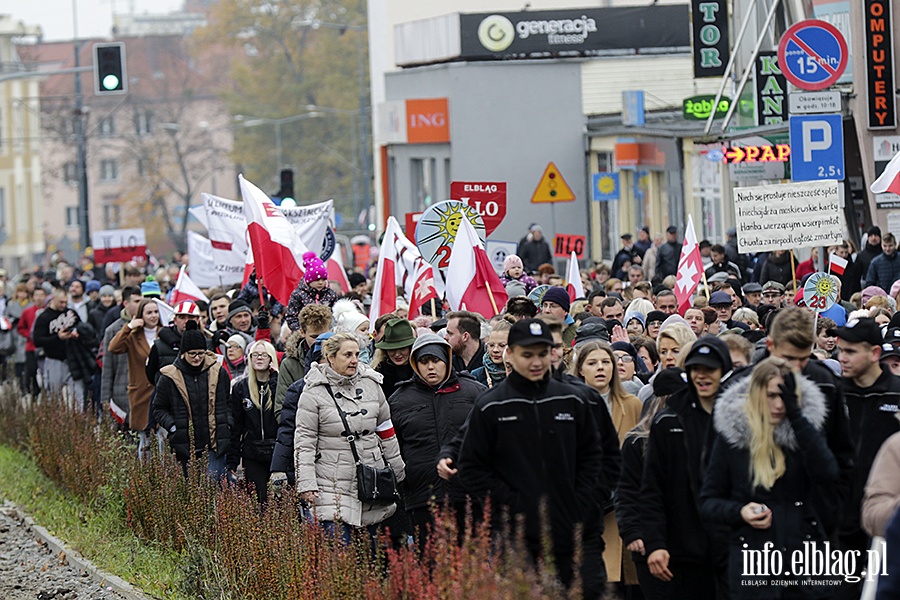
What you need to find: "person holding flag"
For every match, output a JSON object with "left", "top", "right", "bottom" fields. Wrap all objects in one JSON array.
[{"left": 674, "top": 215, "right": 704, "bottom": 314}]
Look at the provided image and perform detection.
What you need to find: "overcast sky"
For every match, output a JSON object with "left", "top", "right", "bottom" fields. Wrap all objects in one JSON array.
[{"left": 0, "top": 0, "right": 184, "bottom": 42}]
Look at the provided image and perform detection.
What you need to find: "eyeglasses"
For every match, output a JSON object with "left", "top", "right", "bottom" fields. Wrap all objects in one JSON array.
[
  {"left": 250, "top": 352, "right": 269, "bottom": 360},
  {"left": 616, "top": 355, "right": 634, "bottom": 363},
  {"left": 185, "top": 351, "right": 205, "bottom": 359},
  {"left": 762, "top": 292, "right": 783, "bottom": 298}
]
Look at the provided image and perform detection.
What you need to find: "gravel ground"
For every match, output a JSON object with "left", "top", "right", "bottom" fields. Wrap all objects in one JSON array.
[{"left": 0, "top": 510, "right": 125, "bottom": 600}]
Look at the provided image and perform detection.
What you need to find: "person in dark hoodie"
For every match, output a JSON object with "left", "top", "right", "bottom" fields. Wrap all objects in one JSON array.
[
  {"left": 389, "top": 333, "right": 485, "bottom": 546},
  {"left": 458, "top": 318, "right": 604, "bottom": 592},
  {"left": 854, "top": 226, "right": 883, "bottom": 289},
  {"left": 373, "top": 318, "right": 416, "bottom": 399},
  {"left": 759, "top": 249, "right": 794, "bottom": 287},
  {"left": 641, "top": 336, "right": 732, "bottom": 598},
  {"left": 701, "top": 358, "right": 839, "bottom": 597},
  {"left": 866, "top": 232, "right": 900, "bottom": 292},
  {"left": 146, "top": 300, "right": 203, "bottom": 385},
  {"left": 152, "top": 321, "right": 232, "bottom": 477}
]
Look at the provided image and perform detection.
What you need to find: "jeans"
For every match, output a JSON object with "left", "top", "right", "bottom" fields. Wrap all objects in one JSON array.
[
  {"left": 42, "top": 358, "right": 84, "bottom": 408},
  {"left": 206, "top": 451, "right": 228, "bottom": 479}
]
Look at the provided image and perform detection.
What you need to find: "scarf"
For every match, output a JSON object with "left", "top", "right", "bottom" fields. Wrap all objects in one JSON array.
[
  {"left": 481, "top": 349, "right": 506, "bottom": 387},
  {"left": 323, "top": 363, "right": 360, "bottom": 388}
]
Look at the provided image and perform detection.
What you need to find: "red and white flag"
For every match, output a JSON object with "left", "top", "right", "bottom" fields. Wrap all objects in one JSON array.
[
  {"left": 171, "top": 265, "right": 210, "bottom": 305},
  {"left": 674, "top": 215, "right": 703, "bottom": 314},
  {"left": 368, "top": 218, "right": 399, "bottom": 331},
  {"left": 446, "top": 215, "right": 507, "bottom": 318},
  {"left": 240, "top": 175, "right": 307, "bottom": 306},
  {"left": 565, "top": 251, "right": 585, "bottom": 303},
  {"left": 326, "top": 243, "right": 351, "bottom": 293},
  {"left": 872, "top": 152, "right": 900, "bottom": 195},
  {"left": 829, "top": 252, "right": 848, "bottom": 276}
]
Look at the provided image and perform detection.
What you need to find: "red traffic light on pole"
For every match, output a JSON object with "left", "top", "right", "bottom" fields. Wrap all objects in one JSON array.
[{"left": 93, "top": 42, "right": 127, "bottom": 95}]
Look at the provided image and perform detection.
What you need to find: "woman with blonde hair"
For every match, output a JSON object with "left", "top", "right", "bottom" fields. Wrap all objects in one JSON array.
[
  {"left": 701, "top": 357, "right": 838, "bottom": 596},
  {"left": 656, "top": 322, "right": 696, "bottom": 371},
  {"left": 228, "top": 340, "right": 279, "bottom": 504},
  {"left": 570, "top": 340, "right": 642, "bottom": 594}
]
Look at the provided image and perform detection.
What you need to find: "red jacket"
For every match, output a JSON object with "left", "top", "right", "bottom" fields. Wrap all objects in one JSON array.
[{"left": 17, "top": 304, "right": 41, "bottom": 353}]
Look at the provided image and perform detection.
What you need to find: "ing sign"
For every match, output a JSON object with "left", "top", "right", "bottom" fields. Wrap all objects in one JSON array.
[{"left": 406, "top": 98, "right": 450, "bottom": 143}]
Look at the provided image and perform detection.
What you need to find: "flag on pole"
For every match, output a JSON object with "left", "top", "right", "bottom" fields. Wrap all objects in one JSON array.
[
  {"left": 446, "top": 216, "right": 507, "bottom": 318},
  {"left": 171, "top": 265, "right": 210, "bottom": 305},
  {"left": 872, "top": 152, "right": 900, "bottom": 195},
  {"left": 239, "top": 175, "right": 306, "bottom": 306},
  {"left": 829, "top": 252, "right": 848, "bottom": 276},
  {"left": 674, "top": 215, "right": 703, "bottom": 314},
  {"left": 326, "top": 243, "right": 351, "bottom": 293},
  {"left": 368, "top": 218, "right": 399, "bottom": 331},
  {"left": 153, "top": 299, "right": 175, "bottom": 327},
  {"left": 565, "top": 251, "right": 585, "bottom": 303}
]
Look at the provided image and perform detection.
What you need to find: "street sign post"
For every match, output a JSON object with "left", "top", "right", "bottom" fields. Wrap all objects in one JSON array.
[
  {"left": 789, "top": 91, "right": 842, "bottom": 114},
  {"left": 450, "top": 181, "right": 506, "bottom": 236},
  {"left": 777, "top": 20, "right": 848, "bottom": 90},
  {"left": 788, "top": 114, "right": 845, "bottom": 181}
]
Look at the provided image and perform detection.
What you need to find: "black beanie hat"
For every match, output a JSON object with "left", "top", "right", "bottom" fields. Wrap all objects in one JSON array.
[{"left": 180, "top": 320, "right": 207, "bottom": 354}]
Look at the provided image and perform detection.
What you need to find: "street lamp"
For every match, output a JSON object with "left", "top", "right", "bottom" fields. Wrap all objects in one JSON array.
[{"left": 234, "top": 112, "right": 325, "bottom": 169}]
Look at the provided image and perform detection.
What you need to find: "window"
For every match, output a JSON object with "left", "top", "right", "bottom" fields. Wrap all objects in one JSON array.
[
  {"left": 98, "top": 116, "right": 116, "bottom": 137},
  {"left": 103, "top": 203, "right": 120, "bottom": 229},
  {"left": 65, "top": 206, "right": 78, "bottom": 228},
  {"left": 100, "top": 159, "right": 118, "bottom": 182},
  {"left": 63, "top": 162, "right": 77, "bottom": 184},
  {"left": 411, "top": 158, "right": 436, "bottom": 212},
  {"left": 135, "top": 110, "right": 153, "bottom": 135}
]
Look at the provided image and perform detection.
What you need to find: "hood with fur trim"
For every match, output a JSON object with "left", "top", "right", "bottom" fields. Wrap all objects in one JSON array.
[
  {"left": 714, "top": 373, "right": 828, "bottom": 451},
  {"left": 283, "top": 329, "right": 306, "bottom": 360}
]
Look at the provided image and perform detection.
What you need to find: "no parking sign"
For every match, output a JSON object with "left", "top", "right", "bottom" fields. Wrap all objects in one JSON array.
[{"left": 777, "top": 20, "right": 848, "bottom": 91}]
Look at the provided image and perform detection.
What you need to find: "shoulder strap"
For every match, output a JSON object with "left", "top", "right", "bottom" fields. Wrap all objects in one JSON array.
[{"left": 322, "top": 383, "right": 362, "bottom": 464}]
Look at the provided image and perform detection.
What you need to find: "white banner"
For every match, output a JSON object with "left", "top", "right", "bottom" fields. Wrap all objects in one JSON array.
[
  {"left": 200, "top": 193, "right": 249, "bottom": 261},
  {"left": 282, "top": 199, "right": 335, "bottom": 256},
  {"left": 734, "top": 181, "right": 843, "bottom": 253},
  {"left": 186, "top": 231, "right": 243, "bottom": 287}
]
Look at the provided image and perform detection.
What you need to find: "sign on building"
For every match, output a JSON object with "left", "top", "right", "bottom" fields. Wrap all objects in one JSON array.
[
  {"left": 788, "top": 114, "right": 845, "bottom": 181},
  {"left": 692, "top": 0, "right": 730, "bottom": 77},
  {"left": 864, "top": 0, "right": 897, "bottom": 129},
  {"left": 755, "top": 52, "right": 788, "bottom": 125}
]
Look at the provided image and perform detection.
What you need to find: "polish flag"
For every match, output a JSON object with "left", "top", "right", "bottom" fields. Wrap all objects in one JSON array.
[
  {"left": 171, "top": 265, "right": 210, "bottom": 305},
  {"left": 565, "top": 251, "right": 585, "bottom": 303},
  {"left": 242, "top": 244, "right": 254, "bottom": 288},
  {"left": 326, "top": 243, "right": 351, "bottom": 293},
  {"left": 407, "top": 261, "right": 438, "bottom": 318},
  {"left": 872, "top": 152, "right": 900, "bottom": 195},
  {"left": 240, "top": 175, "right": 306, "bottom": 306},
  {"left": 446, "top": 215, "right": 507, "bottom": 318},
  {"left": 674, "top": 215, "right": 703, "bottom": 314},
  {"left": 829, "top": 253, "right": 848, "bottom": 276},
  {"left": 368, "top": 217, "right": 399, "bottom": 332}
]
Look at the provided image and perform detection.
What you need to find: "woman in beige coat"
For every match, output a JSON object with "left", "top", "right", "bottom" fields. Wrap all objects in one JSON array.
[
  {"left": 295, "top": 332, "right": 405, "bottom": 543},
  {"left": 108, "top": 298, "right": 160, "bottom": 458}
]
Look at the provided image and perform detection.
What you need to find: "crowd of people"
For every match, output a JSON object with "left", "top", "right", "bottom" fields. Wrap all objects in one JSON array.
[{"left": 4, "top": 222, "right": 900, "bottom": 599}]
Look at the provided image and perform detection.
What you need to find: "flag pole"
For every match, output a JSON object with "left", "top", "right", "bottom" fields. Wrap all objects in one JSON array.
[
  {"left": 430, "top": 297, "right": 436, "bottom": 319},
  {"left": 702, "top": 270, "right": 710, "bottom": 300},
  {"left": 485, "top": 284, "right": 499, "bottom": 316},
  {"left": 790, "top": 250, "right": 797, "bottom": 290}
]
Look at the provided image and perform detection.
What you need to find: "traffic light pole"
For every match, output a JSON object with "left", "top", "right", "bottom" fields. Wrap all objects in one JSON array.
[{"left": 74, "top": 39, "right": 90, "bottom": 254}]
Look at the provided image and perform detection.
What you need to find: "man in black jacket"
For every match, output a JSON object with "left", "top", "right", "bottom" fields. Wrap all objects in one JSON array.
[
  {"left": 830, "top": 317, "right": 900, "bottom": 598},
  {"left": 655, "top": 226, "right": 681, "bottom": 281},
  {"left": 146, "top": 300, "right": 203, "bottom": 385},
  {"left": 518, "top": 224, "right": 553, "bottom": 274},
  {"left": 458, "top": 318, "right": 603, "bottom": 591}
]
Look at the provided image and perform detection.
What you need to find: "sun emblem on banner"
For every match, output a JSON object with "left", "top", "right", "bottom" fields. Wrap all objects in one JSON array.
[{"left": 414, "top": 200, "right": 485, "bottom": 271}]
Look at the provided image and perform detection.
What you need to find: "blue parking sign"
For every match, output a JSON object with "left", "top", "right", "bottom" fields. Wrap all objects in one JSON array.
[{"left": 789, "top": 114, "right": 844, "bottom": 181}]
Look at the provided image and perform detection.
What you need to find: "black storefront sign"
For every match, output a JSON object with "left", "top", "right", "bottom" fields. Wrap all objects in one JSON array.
[
  {"left": 865, "top": 0, "right": 897, "bottom": 129},
  {"left": 458, "top": 6, "right": 689, "bottom": 61},
  {"left": 755, "top": 52, "right": 788, "bottom": 125},
  {"left": 691, "top": 0, "right": 730, "bottom": 77}
]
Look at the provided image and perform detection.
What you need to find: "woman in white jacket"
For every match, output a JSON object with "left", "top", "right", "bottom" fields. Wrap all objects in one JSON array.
[{"left": 294, "top": 332, "right": 405, "bottom": 543}]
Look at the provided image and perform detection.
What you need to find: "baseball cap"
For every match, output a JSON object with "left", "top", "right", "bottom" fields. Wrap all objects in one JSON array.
[
  {"left": 828, "top": 318, "right": 883, "bottom": 346},
  {"left": 709, "top": 291, "right": 733, "bottom": 306},
  {"left": 174, "top": 300, "right": 201, "bottom": 317},
  {"left": 707, "top": 272, "right": 729, "bottom": 283},
  {"left": 666, "top": 225, "right": 677, "bottom": 234},
  {"left": 653, "top": 367, "right": 689, "bottom": 397},
  {"left": 683, "top": 337, "right": 732, "bottom": 371},
  {"left": 882, "top": 328, "right": 900, "bottom": 359},
  {"left": 621, "top": 233, "right": 633, "bottom": 240},
  {"left": 742, "top": 282, "right": 762, "bottom": 295},
  {"left": 508, "top": 318, "right": 554, "bottom": 348}
]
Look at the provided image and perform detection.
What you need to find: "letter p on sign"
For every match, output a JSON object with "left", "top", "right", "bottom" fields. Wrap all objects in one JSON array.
[{"left": 801, "top": 120, "right": 831, "bottom": 160}]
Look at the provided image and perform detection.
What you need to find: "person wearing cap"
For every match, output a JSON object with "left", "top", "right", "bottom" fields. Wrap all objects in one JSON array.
[
  {"left": 613, "top": 233, "right": 642, "bottom": 279},
  {"left": 709, "top": 290, "right": 750, "bottom": 332},
  {"left": 275, "top": 304, "right": 334, "bottom": 418},
  {"left": 109, "top": 297, "right": 162, "bottom": 458},
  {"left": 457, "top": 318, "right": 605, "bottom": 592},
  {"left": 374, "top": 318, "right": 417, "bottom": 399},
  {"left": 153, "top": 321, "right": 233, "bottom": 477},
  {"left": 146, "top": 300, "right": 204, "bottom": 386},
  {"left": 284, "top": 251, "right": 339, "bottom": 333},
  {"left": 518, "top": 224, "right": 553, "bottom": 274},
  {"left": 218, "top": 298, "right": 272, "bottom": 349},
  {"left": 88, "top": 284, "right": 117, "bottom": 335},
  {"left": 228, "top": 340, "right": 279, "bottom": 504},
  {"left": 831, "top": 317, "right": 900, "bottom": 583},
  {"left": 741, "top": 282, "right": 762, "bottom": 309},
  {"left": 84, "top": 279, "right": 102, "bottom": 311},
  {"left": 641, "top": 336, "right": 732, "bottom": 596},
  {"left": 701, "top": 357, "right": 839, "bottom": 595},
  {"left": 499, "top": 254, "right": 538, "bottom": 294},
  {"left": 865, "top": 232, "right": 900, "bottom": 293},
  {"left": 623, "top": 311, "right": 646, "bottom": 338},
  {"left": 705, "top": 244, "right": 742, "bottom": 282},
  {"left": 332, "top": 299, "right": 372, "bottom": 364},
  {"left": 389, "top": 333, "right": 485, "bottom": 546},
  {"left": 881, "top": 328, "right": 900, "bottom": 377},
  {"left": 348, "top": 272, "right": 368, "bottom": 298},
  {"left": 617, "top": 368, "right": 688, "bottom": 597},
  {"left": 760, "top": 280, "right": 786, "bottom": 308},
  {"left": 645, "top": 310, "right": 667, "bottom": 340},
  {"left": 655, "top": 226, "right": 681, "bottom": 281},
  {"left": 540, "top": 287, "right": 578, "bottom": 346}
]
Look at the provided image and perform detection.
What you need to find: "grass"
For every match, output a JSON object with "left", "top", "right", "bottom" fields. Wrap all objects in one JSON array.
[{"left": 0, "top": 443, "right": 185, "bottom": 599}]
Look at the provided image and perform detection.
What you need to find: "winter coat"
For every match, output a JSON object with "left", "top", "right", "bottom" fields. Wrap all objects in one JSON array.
[
  {"left": 518, "top": 238, "right": 553, "bottom": 274},
  {"left": 375, "top": 358, "right": 415, "bottom": 400},
  {"left": 612, "top": 246, "right": 639, "bottom": 275},
  {"left": 701, "top": 375, "right": 838, "bottom": 598},
  {"left": 152, "top": 353, "right": 232, "bottom": 463},
  {"left": 498, "top": 272, "right": 538, "bottom": 294},
  {"left": 760, "top": 252, "right": 793, "bottom": 286},
  {"left": 88, "top": 303, "right": 117, "bottom": 337},
  {"left": 228, "top": 372, "right": 279, "bottom": 471},
  {"left": 100, "top": 316, "right": 130, "bottom": 423},
  {"left": 866, "top": 251, "right": 900, "bottom": 292},
  {"left": 856, "top": 240, "right": 883, "bottom": 287},
  {"left": 656, "top": 240, "right": 681, "bottom": 279},
  {"left": 284, "top": 285, "right": 338, "bottom": 332},
  {"left": 842, "top": 367, "right": 900, "bottom": 537},
  {"left": 66, "top": 320, "right": 99, "bottom": 383},
  {"left": 146, "top": 325, "right": 184, "bottom": 385},
  {"left": 5, "top": 300, "right": 27, "bottom": 363},
  {"left": 457, "top": 370, "right": 604, "bottom": 555},
  {"left": 270, "top": 378, "right": 304, "bottom": 480},
  {"left": 294, "top": 362, "right": 406, "bottom": 527},
  {"left": 17, "top": 304, "right": 40, "bottom": 353},
  {"left": 274, "top": 331, "right": 309, "bottom": 420},
  {"left": 862, "top": 431, "right": 900, "bottom": 537},
  {"left": 616, "top": 431, "right": 649, "bottom": 557},
  {"left": 108, "top": 324, "right": 158, "bottom": 431},
  {"left": 389, "top": 368, "right": 484, "bottom": 511}
]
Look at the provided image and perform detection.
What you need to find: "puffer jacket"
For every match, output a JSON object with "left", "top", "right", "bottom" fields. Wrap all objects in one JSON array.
[
  {"left": 701, "top": 375, "right": 838, "bottom": 598},
  {"left": 228, "top": 372, "right": 279, "bottom": 471},
  {"left": 389, "top": 367, "right": 484, "bottom": 510},
  {"left": 498, "top": 272, "right": 538, "bottom": 294},
  {"left": 145, "top": 325, "right": 183, "bottom": 385},
  {"left": 294, "top": 362, "right": 406, "bottom": 527},
  {"left": 152, "top": 352, "right": 232, "bottom": 463},
  {"left": 866, "top": 251, "right": 900, "bottom": 292},
  {"left": 760, "top": 252, "right": 793, "bottom": 286}
]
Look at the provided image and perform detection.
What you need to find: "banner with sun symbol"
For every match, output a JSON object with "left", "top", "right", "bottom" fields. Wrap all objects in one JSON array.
[
  {"left": 415, "top": 200, "right": 486, "bottom": 272},
  {"left": 802, "top": 271, "right": 838, "bottom": 313}
]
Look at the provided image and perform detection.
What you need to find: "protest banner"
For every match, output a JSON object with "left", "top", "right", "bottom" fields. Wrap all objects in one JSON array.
[
  {"left": 186, "top": 231, "right": 244, "bottom": 287},
  {"left": 733, "top": 180, "right": 842, "bottom": 252}
]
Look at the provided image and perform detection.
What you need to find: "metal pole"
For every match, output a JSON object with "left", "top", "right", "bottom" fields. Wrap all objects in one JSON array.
[{"left": 73, "top": 0, "right": 90, "bottom": 254}]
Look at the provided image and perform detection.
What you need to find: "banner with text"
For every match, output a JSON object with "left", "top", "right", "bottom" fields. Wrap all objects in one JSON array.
[
  {"left": 734, "top": 180, "right": 842, "bottom": 252},
  {"left": 186, "top": 231, "right": 244, "bottom": 287}
]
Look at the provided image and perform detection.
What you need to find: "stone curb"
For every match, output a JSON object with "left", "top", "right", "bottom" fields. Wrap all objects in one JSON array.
[{"left": 0, "top": 500, "right": 155, "bottom": 600}]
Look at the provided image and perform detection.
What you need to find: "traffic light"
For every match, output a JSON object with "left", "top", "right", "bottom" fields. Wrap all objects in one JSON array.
[
  {"left": 279, "top": 169, "right": 295, "bottom": 203},
  {"left": 93, "top": 43, "right": 127, "bottom": 96}
]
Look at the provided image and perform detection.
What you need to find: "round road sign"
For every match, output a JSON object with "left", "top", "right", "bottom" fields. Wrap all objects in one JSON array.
[
  {"left": 802, "top": 272, "right": 838, "bottom": 313},
  {"left": 415, "top": 200, "right": 486, "bottom": 272},
  {"left": 777, "top": 20, "right": 848, "bottom": 91}
]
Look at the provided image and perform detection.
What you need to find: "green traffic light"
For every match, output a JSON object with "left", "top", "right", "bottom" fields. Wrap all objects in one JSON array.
[{"left": 102, "top": 74, "right": 120, "bottom": 90}]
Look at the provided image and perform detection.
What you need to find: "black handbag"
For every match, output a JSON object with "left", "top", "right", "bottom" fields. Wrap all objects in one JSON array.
[{"left": 324, "top": 384, "right": 400, "bottom": 504}]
